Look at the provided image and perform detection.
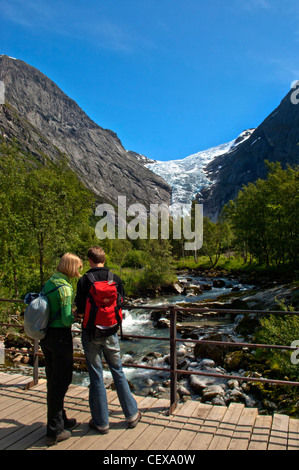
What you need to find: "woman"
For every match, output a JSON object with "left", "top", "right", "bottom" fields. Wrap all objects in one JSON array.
[{"left": 40, "top": 253, "right": 82, "bottom": 446}]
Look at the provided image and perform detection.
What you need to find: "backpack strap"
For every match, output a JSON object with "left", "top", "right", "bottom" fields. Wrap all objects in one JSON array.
[
  {"left": 44, "top": 284, "right": 63, "bottom": 296},
  {"left": 44, "top": 284, "right": 64, "bottom": 326}
]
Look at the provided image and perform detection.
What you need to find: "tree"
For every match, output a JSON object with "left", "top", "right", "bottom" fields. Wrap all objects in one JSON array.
[
  {"left": 0, "top": 142, "right": 28, "bottom": 296},
  {"left": 225, "top": 162, "right": 299, "bottom": 266},
  {"left": 0, "top": 141, "right": 96, "bottom": 294},
  {"left": 200, "top": 217, "right": 232, "bottom": 268},
  {"left": 22, "top": 160, "right": 95, "bottom": 287}
]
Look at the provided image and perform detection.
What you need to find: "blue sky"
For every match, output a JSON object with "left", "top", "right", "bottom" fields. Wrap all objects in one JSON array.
[{"left": 1, "top": 0, "right": 299, "bottom": 161}]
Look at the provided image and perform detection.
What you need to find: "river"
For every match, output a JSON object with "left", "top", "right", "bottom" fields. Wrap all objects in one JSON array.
[{"left": 71, "top": 273, "right": 254, "bottom": 395}]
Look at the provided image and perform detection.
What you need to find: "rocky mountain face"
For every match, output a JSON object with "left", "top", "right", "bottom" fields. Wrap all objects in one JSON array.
[
  {"left": 202, "top": 89, "right": 299, "bottom": 220},
  {"left": 0, "top": 55, "right": 171, "bottom": 208}
]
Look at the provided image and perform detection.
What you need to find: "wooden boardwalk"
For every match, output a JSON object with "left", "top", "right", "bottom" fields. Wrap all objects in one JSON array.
[{"left": 1, "top": 371, "right": 299, "bottom": 451}]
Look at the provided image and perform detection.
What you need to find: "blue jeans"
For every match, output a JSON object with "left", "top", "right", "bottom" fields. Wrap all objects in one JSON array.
[{"left": 82, "top": 330, "right": 138, "bottom": 429}]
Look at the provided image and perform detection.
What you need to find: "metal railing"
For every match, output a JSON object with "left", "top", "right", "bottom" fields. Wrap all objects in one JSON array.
[{"left": 1, "top": 299, "right": 299, "bottom": 413}]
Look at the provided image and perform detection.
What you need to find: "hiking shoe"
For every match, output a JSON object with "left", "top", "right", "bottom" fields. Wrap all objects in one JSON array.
[
  {"left": 46, "top": 429, "right": 72, "bottom": 446},
  {"left": 89, "top": 419, "right": 109, "bottom": 434},
  {"left": 64, "top": 417, "right": 77, "bottom": 429},
  {"left": 127, "top": 411, "right": 141, "bottom": 429}
]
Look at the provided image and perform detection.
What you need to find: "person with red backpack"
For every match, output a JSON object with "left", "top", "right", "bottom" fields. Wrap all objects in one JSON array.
[{"left": 75, "top": 246, "right": 141, "bottom": 433}]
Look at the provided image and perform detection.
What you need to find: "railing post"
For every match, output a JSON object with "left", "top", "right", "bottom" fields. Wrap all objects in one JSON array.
[
  {"left": 169, "top": 305, "right": 178, "bottom": 414},
  {"left": 32, "top": 339, "right": 39, "bottom": 386}
]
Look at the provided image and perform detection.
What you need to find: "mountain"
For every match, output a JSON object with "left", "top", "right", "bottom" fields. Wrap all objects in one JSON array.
[
  {"left": 146, "top": 86, "right": 299, "bottom": 221},
  {"left": 202, "top": 89, "right": 299, "bottom": 220},
  {"left": 145, "top": 129, "right": 254, "bottom": 215},
  {"left": 0, "top": 55, "right": 171, "bottom": 209}
]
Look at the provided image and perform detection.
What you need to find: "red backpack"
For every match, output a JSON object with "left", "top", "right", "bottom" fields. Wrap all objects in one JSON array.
[{"left": 83, "top": 271, "right": 123, "bottom": 338}]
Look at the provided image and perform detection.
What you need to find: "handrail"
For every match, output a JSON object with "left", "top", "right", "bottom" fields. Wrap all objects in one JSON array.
[{"left": 1, "top": 299, "right": 299, "bottom": 413}]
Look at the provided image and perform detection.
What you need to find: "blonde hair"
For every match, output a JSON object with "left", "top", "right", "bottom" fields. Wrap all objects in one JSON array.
[{"left": 57, "top": 253, "right": 83, "bottom": 278}]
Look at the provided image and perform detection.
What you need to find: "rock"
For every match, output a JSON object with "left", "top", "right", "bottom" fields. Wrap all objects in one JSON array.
[
  {"left": 211, "top": 396, "right": 226, "bottom": 406},
  {"left": 122, "top": 354, "right": 134, "bottom": 364},
  {"left": 201, "top": 283, "right": 212, "bottom": 291},
  {"left": 21, "top": 355, "right": 30, "bottom": 364},
  {"left": 242, "top": 285, "right": 297, "bottom": 311},
  {"left": 72, "top": 337, "right": 82, "bottom": 351},
  {"left": 189, "top": 375, "right": 209, "bottom": 394},
  {"left": 173, "top": 283, "right": 186, "bottom": 294},
  {"left": 155, "top": 318, "right": 170, "bottom": 329},
  {"left": 194, "top": 332, "right": 236, "bottom": 365},
  {"left": 146, "top": 378, "right": 154, "bottom": 387},
  {"left": 177, "top": 358, "right": 190, "bottom": 372},
  {"left": 13, "top": 354, "right": 23, "bottom": 363},
  {"left": 202, "top": 385, "right": 225, "bottom": 401},
  {"left": 225, "top": 388, "right": 246, "bottom": 405},
  {"left": 199, "top": 359, "right": 215, "bottom": 368},
  {"left": 213, "top": 279, "right": 226, "bottom": 288},
  {"left": 233, "top": 314, "right": 261, "bottom": 336},
  {"left": 185, "top": 285, "right": 203, "bottom": 296},
  {"left": 5, "top": 333, "right": 32, "bottom": 349},
  {"left": 177, "top": 385, "right": 191, "bottom": 397},
  {"left": 227, "top": 379, "right": 239, "bottom": 389}
]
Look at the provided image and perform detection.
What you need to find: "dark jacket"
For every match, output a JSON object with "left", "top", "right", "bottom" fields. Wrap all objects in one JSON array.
[{"left": 75, "top": 267, "right": 125, "bottom": 315}]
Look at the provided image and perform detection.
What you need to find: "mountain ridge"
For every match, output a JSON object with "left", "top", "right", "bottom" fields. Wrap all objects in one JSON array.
[
  {"left": 145, "top": 87, "right": 299, "bottom": 220},
  {"left": 0, "top": 55, "right": 171, "bottom": 209},
  {"left": 202, "top": 88, "right": 299, "bottom": 220}
]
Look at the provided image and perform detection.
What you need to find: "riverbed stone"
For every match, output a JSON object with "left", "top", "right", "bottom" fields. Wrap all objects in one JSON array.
[
  {"left": 189, "top": 375, "right": 209, "bottom": 394},
  {"left": 199, "top": 359, "right": 216, "bottom": 368},
  {"left": 194, "top": 332, "right": 236, "bottom": 365},
  {"left": 213, "top": 279, "right": 226, "bottom": 288},
  {"left": 227, "top": 379, "right": 240, "bottom": 389},
  {"left": 155, "top": 318, "right": 170, "bottom": 329},
  {"left": 202, "top": 385, "right": 225, "bottom": 401},
  {"left": 177, "top": 384, "right": 191, "bottom": 397}
]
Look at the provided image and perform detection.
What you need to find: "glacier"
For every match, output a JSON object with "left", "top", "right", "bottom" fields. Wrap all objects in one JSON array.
[{"left": 145, "top": 129, "right": 254, "bottom": 215}]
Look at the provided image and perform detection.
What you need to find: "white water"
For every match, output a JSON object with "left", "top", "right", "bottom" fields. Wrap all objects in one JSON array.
[{"left": 72, "top": 274, "right": 253, "bottom": 392}]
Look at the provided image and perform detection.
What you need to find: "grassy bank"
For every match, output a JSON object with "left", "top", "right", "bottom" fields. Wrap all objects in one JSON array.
[{"left": 174, "top": 255, "right": 299, "bottom": 284}]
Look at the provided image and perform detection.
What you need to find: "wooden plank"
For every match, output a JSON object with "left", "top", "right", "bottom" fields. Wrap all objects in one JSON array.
[
  {"left": 0, "top": 373, "right": 33, "bottom": 388},
  {"left": 288, "top": 418, "right": 299, "bottom": 450},
  {"left": 268, "top": 413, "right": 289, "bottom": 450},
  {"left": 228, "top": 407, "right": 259, "bottom": 450},
  {"left": 126, "top": 399, "right": 171, "bottom": 450},
  {"left": 248, "top": 415, "right": 272, "bottom": 450},
  {"left": 208, "top": 403, "right": 245, "bottom": 450},
  {"left": 48, "top": 393, "right": 149, "bottom": 451},
  {"left": 188, "top": 405, "right": 227, "bottom": 450},
  {"left": 89, "top": 397, "right": 169, "bottom": 450},
  {"left": 1, "top": 372, "right": 299, "bottom": 451},
  {"left": 147, "top": 401, "right": 197, "bottom": 450},
  {"left": 105, "top": 396, "right": 160, "bottom": 451},
  {"left": 168, "top": 403, "right": 212, "bottom": 450},
  {"left": 0, "top": 390, "right": 47, "bottom": 449}
]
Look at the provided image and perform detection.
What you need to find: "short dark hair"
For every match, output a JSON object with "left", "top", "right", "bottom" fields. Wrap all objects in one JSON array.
[{"left": 87, "top": 246, "right": 106, "bottom": 264}]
